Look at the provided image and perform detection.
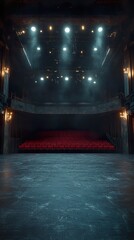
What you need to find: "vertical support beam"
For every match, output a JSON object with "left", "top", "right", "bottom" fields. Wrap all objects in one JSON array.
[
  {"left": 123, "top": 42, "right": 134, "bottom": 153},
  {"left": 2, "top": 60, "right": 10, "bottom": 154},
  {"left": 2, "top": 69, "right": 10, "bottom": 153},
  {"left": 123, "top": 69, "right": 129, "bottom": 96},
  {"left": 3, "top": 109, "right": 13, "bottom": 154},
  {"left": 3, "top": 117, "right": 10, "bottom": 154},
  {"left": 123, "top": 47, "right": 131, "bottom": 97},
  {"left": 0, "top": 17, "right": 10, "bottom": 154},
  {"left": 120, "top": 111, "right": 129, "bottom": 153},
  {"left": 3, "top": 69, "right": 9, "bottom": 99}
]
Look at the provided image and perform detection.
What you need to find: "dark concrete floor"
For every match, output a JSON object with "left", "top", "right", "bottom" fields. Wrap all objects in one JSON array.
[{"left": 0, "top": 153, "right": 134, "bottom": 240}]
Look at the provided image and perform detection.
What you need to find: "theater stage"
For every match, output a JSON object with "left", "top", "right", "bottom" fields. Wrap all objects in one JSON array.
[{"left": 0, "top": 153, "right": 134, "bottom": 240}]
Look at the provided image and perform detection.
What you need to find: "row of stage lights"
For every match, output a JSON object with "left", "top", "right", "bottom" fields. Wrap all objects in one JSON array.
[
  {"left": 31, "top": 25, "right": 103, "bottom": 33},
  {"left": 19, "top": 25, "right": 103, "bottom": 35},
  {"left": 36, "top": 46, "right": 98, "bottom": 52},
  {"left": 37, "top": 76, "right": 96, "bottom": 84}
]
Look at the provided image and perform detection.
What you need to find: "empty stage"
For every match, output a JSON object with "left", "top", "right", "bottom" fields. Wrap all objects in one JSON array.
[{"left": 0, "top": 153, "right": 134, "bottom": 240}]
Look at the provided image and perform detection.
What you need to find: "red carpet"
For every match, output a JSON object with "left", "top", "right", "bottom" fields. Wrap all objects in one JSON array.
[{"left": 19, "top": 131, "right": 116, "bottom": 152}]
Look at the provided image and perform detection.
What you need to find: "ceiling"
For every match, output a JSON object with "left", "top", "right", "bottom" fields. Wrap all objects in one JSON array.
[
  {"left": 2, "top": 0, "right": 126, "bottom": 17},
  {"left": 4, "top": 0, "right": 123, "bottom": 7}
]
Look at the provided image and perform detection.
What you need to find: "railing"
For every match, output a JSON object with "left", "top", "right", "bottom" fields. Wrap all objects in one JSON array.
[
  {"left": 10, "top": 96, "right": 122, "bottom": 114},
  {"left": 10, "top": 94, "right": 120, "bottom": 106}
]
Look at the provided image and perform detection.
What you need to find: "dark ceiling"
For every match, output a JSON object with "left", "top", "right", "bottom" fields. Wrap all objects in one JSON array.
[{"left": 1, "top": 0, "right": 128, "bottom": 17}]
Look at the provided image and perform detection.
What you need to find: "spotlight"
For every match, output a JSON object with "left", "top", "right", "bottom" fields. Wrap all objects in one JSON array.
[
  {"left": 82, "top": 76, "right": 85, "bottom": 79},
  {"left": 35, "top": 81, "right": 37, "bottom": 83},
  {"left": 37, "top": 47, "right": 41, "bottom": 51},
  {"left": 93, "top": 81, "right": 96, "bottom": 84},
  {"left": 65, "top": 77, "right": 69, "bottom": 81},
  {"left": 64, "top": 27, "right": 70, "bottom": 33},
  {"left": 63, "top": 47, "right": 67, "bottom": 52},
  {"left": 40, "top": 77, "right": 44, "bottom": 81},
  {"left": 91, "top": 30, "right": 94, "bottom": 33},
  {"left": 88, "top": 77, "right": 92, "bottom": 81},
  {"left": 31, "top": 26, "right": 36, "bottom": 32},
  {"left": 46, "top": 76, "right": 49, "bottom": 79},
  {"left": 93, "top": 47, "right": 98, "bottom": 51},
  {"left": 81, "top": 25, "right": 85, "bottom": 30},
  {"left": 40, "top": 30, "right": 43, "bottom": 33},
  {"left": 49, "top": 26, "right": 53, "bottom": 31},
  {"left": 98, "top": 27, "right": 103, "bottom": 32}
]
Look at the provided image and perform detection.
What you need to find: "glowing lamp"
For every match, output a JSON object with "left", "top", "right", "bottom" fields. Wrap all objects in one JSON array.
[
  {"left": 64, "top": 27, "right": 70, "bottom": 33},
  {"left": 31, "top": 26, "right": 36, "bottom": 32},
  {"left": 98, "top": 27, "right": 103, "bottom": 32}
]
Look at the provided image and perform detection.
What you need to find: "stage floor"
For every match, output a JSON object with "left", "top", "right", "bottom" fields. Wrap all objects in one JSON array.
[{"left": 0, "top": 153, "right": 134, "bottom": 240}]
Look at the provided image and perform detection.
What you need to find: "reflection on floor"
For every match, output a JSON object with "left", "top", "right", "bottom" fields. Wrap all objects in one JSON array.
[{"left": 0, "top": 153, "right": 134, "bottom": 240}]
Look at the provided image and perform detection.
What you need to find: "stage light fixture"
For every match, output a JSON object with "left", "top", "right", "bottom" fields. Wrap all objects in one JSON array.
[
  {"left": 98, "top": 27, "right": 103, "bottom": 32},
  {"left": 40, "top": 77, "right": 44, "bottom": 81},
  {"left": 37, "top": 47, "right": 41, "bottom": 51},
  {"left": 49, "top": 26, "right": 53, "bottom": 31},
  {"left": 88, "top": 77, "right": 92, "bottom": 81},
  {"left": 93, "top": 47, "right": 98, "bottom": 51},
  {"left": 31, "top": 26, "right": 36, "bottom": 32},
  {"left": 64, "top": 27, "right": 70, "bottom": 33},
  {"left": 65, "top": 77, "right": 69, "bottom": 81},
  {"left": 63, "top": 47, "right": 67, "bottom": 52},
  {"left": 81, "top": 25, "right": 85, "bottom": 30},
  {"left": 93, "top": 81, "right": 96, "bottom": 84}
]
